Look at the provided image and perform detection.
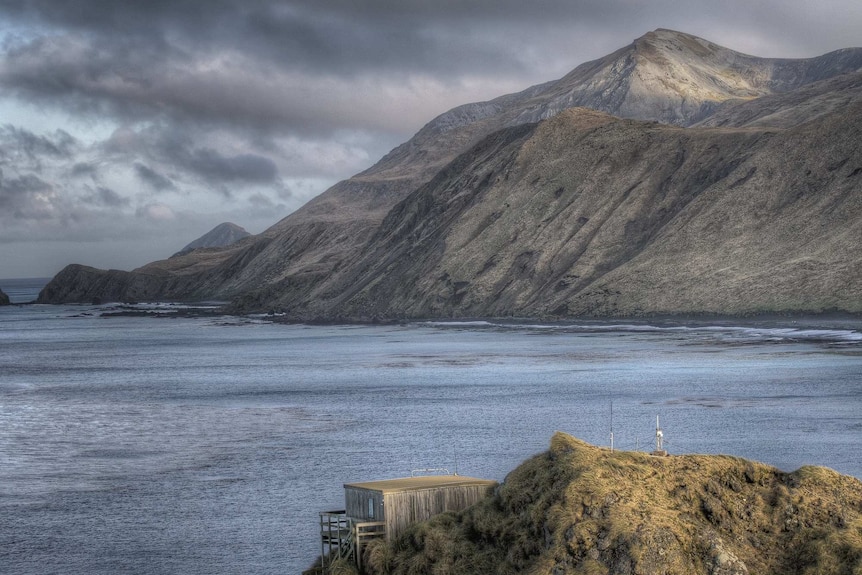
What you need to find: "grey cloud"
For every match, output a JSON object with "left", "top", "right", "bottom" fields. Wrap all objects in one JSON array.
[
  {"left": 70, "top": 162, "right": 98, "bottom": 176},
  {"left": 0, "top": 125, "right": 79, "bottom": 174},
  {"left": 0, "top": 4, "right": 668, "bottom": 139},
  {"left": 0, "top": 33, "right": 412, "bottom": 139},
  {"left": 142, "top": 127, "right": 280, "bottom": 185},
  {"left": 1, "top": 0, "right": 855, "bottom": 145},
  {"left": 82, "top": 186, "right": 130, "bottom": 208},
  {"left": 134, "top": 162, "right": 176, "bottom": 192},
  {"left": 0, "top": 34, "right": 190, "bottom": 123},
  {"left": 0, "top": 125, "right": 77, "bottom": 157},
  {"left": 187, "top": 149, "right": 278, "bottom": 184},
  {"left": 248, "top": 192, "right": 274, "bottom": 208},
  {"left": 0, "top": 169, "right": 55, "bottom": 219},
  {"left": 97, "top": 123, "right": 288, "bottom": 198},
  {"left": 3, "top": 1, "right": 855, "bottom": 71}
]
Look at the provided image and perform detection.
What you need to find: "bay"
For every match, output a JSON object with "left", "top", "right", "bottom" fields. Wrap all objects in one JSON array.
[
  {"left": 0, "top": 278, "right": 50, "bottom": 304},
  {"left": 1, "top": 300, "right": 860, "bottom": 574}
]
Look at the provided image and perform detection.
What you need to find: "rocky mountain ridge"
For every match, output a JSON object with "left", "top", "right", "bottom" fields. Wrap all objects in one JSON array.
[
  {"left": 233, "top": 102, "right": 862, "bottom": 319},
  {"left": 37, "top": 30, "right": 862, "bottom": 317},
  {"left": 340, "top": 433, "right": 862, "bottom": 575}
]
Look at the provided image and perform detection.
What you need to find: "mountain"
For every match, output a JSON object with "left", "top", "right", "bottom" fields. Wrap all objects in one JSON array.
[
  {"left": 37, "top": 30, "right": 862, "bottom": 317},
  {"left": 172, "top": 222, "right": 251, "bottom": 257},
  {"left": 345, "top": 433, "right": 862, "bottom": 575},
  {"left": 248, "top": 105, "right": 862, "bottom": 319},
  {"left": 0, "top": 288, "right": 9, "bottom": 305}
]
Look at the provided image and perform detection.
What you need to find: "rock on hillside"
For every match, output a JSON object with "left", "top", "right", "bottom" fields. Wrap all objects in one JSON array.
[
  {"left": 0, "top": 288, "right": 9, "bottom": 305},
  {"left": 172, "top": 222, "right": 251, "bottom": 257},
  {"left": 37, "top": 30, "right": 862, "bottom": 315},
  {"left": 355, "top": 433, "right": 862, "bottom": 575}
]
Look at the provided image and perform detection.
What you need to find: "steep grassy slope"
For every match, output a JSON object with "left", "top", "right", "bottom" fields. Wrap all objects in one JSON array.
[
  {"left": 241, "top": 103, "right": 862, "bottom": 319},
  {"left": 353, "top": 433, "right": 862, "bottom": 575}
]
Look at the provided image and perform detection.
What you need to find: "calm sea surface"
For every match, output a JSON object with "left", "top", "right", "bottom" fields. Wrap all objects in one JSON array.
[{"left": 1, "top": 280, "right": 861, "bottom": 574}]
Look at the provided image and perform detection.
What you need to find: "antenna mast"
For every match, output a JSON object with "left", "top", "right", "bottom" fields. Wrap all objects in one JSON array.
[{"left": 650, "top": 415, "right": 667, "bottom": 456}]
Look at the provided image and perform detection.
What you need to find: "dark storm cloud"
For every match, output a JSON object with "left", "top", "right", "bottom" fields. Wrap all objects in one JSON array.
[
  {"left": 139, "top": 127, "right": 279, "bottom": 185},
  {"left": 134, "top": 163, "right": 176, "bottom": 192},
  {"left": 0, "top": 125, "right": 76, "bottom": 158},
  {"left": 0, "top": 126, "right": 78, "bottom": 174},
  {"left": 0, "top": 1, "right": 572, "bottom": 73},
  {"left": 2, "top": 0, "right": 858, "bottom": 142},
  {"left": 4, "top": 1, "right": 856, "bottom": 68},
  {"left": 83, "top": 186, "right": 130, "bottom": 208},
  {"left": 0, "top": 34, "right": 195, "bottom": 123},
  {"left": 185, "top": 149, "right": 278, "bottom": 184},
  {"left": 70, "top": 162, "right": 98, "bottom": 177},
  {"left": 0, "top": 169, "right": 54, "bottom": 219}
]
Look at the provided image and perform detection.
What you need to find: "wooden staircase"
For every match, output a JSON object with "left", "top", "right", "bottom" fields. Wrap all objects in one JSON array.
[{"left": 320, "top": 510, "right": 385, "bottom": 571}]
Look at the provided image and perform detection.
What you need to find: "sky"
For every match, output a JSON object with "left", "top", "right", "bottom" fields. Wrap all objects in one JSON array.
[{"left": 0, "top": 1, "right": 859, "bottom": 279}]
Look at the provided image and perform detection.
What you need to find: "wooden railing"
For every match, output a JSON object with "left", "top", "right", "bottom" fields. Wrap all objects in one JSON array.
[
  {"left": 319, "top": 512, "right": 385, "bottom": 571},
  {"left": 353, "top": 521, "right": 385, "bottom": 571},
  {"left": 320, "top": 510, "right": 352, "bottom": 569}
]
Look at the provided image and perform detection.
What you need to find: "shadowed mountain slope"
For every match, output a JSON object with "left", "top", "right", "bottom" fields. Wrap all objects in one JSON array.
[
  {"left": 38, "top": 30, "right": 862, "bottom": 316},
  {"left": 233, "top": 104, "right": 862, "bottom": 319}
]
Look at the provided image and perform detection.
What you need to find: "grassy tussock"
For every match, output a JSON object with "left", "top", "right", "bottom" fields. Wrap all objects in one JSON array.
[{"left": 325, "top": 432, "right": 862, "bottom": 575}]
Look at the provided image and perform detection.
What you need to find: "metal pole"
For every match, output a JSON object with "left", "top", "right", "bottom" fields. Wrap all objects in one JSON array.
[{"left": 610, "top": 400, "right": 614, "bottom": 452}]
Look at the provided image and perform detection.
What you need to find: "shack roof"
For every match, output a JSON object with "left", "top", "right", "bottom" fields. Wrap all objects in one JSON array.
[{"left": 344, "top": 475, "right": 496, "bottom": 493}]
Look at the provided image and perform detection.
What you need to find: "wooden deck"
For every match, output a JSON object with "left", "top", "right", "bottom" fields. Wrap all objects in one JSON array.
[{"left": 319, "top": 510, "right": 384, "bottom": 570}]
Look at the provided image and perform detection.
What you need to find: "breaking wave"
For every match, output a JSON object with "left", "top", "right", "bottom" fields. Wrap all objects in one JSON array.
[{"left": 417, "top": 320, "right": 862, "bottom": 345}]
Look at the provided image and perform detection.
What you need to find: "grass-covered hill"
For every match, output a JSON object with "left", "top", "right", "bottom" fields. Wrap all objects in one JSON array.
[{"left": 338, "top": 433, "right": 862, "bottom": 575}]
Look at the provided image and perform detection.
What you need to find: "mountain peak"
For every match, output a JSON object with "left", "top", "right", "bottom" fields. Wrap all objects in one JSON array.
[{"left": 172, "top": 222, "right": 251, "bottom": 258}]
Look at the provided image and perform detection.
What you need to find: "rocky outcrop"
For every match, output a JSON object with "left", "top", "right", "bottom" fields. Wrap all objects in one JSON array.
[
  {"left": 0, "top": 288, "right": 9, "bottom": 305},
  {"left": 38, "top": 30, "right": 862, "bottom": 316},
  {"left": 354, "top": 433, "right": 862, "bottom": 575},
  {"left": 172, "top": 222, "right": 251, "bottom": 257},
  {"left": 38, "top": 234, "right": 274, "bottom": 304},
  {"left": 38, "top": 265, "right": 188, "bottom": 305}
]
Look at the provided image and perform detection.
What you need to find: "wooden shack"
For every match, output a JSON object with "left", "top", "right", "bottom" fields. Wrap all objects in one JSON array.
[
  {"left": 320, "top": 474, "right": 496, "bottom": 569},
  {"left": 343, "top": 474, "right": 497, "bottom": 540}
]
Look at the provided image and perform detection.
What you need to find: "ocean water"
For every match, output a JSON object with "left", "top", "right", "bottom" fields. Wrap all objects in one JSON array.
[
  {"left": 0, "top": 278, "right": 50, "bottom": 304},
  {"left": 1, "top": 294, "right": 861, "bottom": 574}
]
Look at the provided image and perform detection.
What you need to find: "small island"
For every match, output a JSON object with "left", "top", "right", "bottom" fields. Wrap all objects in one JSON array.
[
  {"left": 310, "top": 433, "right": 862, "bottom": 575},
  {"left": 0, "top": 288, "right": 10, "bottom": 305}
]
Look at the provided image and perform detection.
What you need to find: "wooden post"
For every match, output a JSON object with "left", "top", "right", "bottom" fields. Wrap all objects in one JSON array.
[
  {"left": 354, "top": 522, "right": 361, "bottom": 572},
  {"left": 320, "top": 513, "right": 325, "bottom": 570}
]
